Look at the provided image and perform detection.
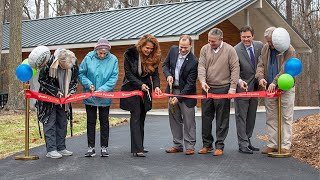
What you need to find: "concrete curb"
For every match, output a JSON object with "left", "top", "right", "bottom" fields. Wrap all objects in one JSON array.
[{"left": 74, "top": 106, "right": 320, "bottom": 116}]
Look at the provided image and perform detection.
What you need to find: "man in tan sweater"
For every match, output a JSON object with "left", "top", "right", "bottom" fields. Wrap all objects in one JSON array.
[{"left": 198, "top": 28, "right": 240, "bottom": 156}]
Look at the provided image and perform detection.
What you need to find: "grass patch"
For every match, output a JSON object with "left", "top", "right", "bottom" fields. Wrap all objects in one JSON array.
[{"left": 0, "top": 111, "right": 128, "bottom": 159}]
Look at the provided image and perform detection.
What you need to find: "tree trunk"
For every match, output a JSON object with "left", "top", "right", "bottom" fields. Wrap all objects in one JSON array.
[
  {"left": 65, "top": 0, "right": 71, "bottom": 15},
  {"left": 44, "top": 0, "right": 49, "bottom": 18},
  {"left": 286, "top": 0, "right": 292, "bottom": 24},
  {"left": 8, "top": 0, "right": 24, "bottom": 110},
  {"left": 35, "top": 0, "right": 41, "bottom": 19},
  {"left": 0, "top": 0, "right": 5, "bottom": 64}
]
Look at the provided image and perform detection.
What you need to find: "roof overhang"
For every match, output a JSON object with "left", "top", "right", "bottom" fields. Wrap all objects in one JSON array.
[
  {"left": 228, "top": 0, "right": 312, "bottom": 53},
  {"left": 1, "top": 35, "right": 199, "bottom": 53}
]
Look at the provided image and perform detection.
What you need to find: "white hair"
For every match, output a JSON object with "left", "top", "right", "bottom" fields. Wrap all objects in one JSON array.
[{"left": 264, "top": 27, "right": 276, "bottom": 38}]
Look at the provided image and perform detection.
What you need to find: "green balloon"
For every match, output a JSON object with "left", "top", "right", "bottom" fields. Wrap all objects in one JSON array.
[
  {"left": 277, "top": 74, "right": 294, "bottom": 91},
  {"left": 22, "top": 58, "right": 37, "bottom": 77}
]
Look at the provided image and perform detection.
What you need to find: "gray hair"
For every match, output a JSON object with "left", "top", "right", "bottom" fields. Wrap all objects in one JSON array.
[
  {"left": 208, "top": 28, "right": 223, "bottom": 39},
  {"left": 264, "top": 27, "right": 276, "bottom": 38}
]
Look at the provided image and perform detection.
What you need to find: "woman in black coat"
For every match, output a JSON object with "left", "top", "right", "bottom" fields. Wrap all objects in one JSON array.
[{"left": 120, "top": 34, "right": 162, "bottom": 157}]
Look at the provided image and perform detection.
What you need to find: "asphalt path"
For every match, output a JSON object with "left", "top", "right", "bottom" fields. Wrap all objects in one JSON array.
[{"left": 0, "top": 109, "right": 319, "bottom": 180}]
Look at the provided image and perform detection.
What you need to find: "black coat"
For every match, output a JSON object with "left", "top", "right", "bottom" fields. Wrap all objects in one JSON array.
[
  {"left": 162, "top": 45, "right": 198, "bottom": 108},
  {"left": 37, "top": 55, "right": 78, "bottom": 123},
  {"left": 120, "top": 46, "right": 160, "bottom": 112}
]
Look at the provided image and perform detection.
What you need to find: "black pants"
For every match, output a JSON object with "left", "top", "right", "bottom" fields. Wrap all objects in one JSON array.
[
  {"left": 85, "top": 105, "right": 110, "bottom": 148},
  {"left": 130, "top": 101, "right": 147, "bottom": 153},
  {"left": 201, "top": 86, "right": 230, "bottom": 150},
  {"left": 43, "top": 105, "right": 67, "bottom": 152}
]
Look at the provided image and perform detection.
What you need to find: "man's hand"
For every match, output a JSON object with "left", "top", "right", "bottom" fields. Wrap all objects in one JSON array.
[
  {"left": 267, "top": 83, "right": 276, "bottom": 93},
  {"left": 228, "top": 89, "right": 236, "bottom": 94},
  {"left": 259, "top": 79, "right": 267, "bottom": 89},
  {"left": 167, "top": 76, "right": 173, "bottom": 85},
  {"left": 89, "top": 85, "right": 95, "bottom": 92},
  {"left": 201, "top": 82, "right": 210, "bottom": 93},
  {"left": 154, "top": 87, "right": 162, "bottom": 95},
  {"left": 240, "top": 81, "right": 248, "bottom": 91},
  {"left": 141, "top": 84, "right": 150, "bottom": 92},
  {"left": 169, "top": 97, "right": 178, "bottom": 105}
]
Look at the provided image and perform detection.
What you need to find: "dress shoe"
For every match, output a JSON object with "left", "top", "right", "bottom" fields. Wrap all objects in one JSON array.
[
  {"left": 185, "top": 149, "right": 195, "bottom": 155},
  {"left": 133, "top": 152, "right": 146, "bottom": 157},
  {"left": 280, "top": 148, "right": 290, "bottom": 153},
  {"left": 213, "top": 149, "right": 223, "bottom": 156},
  {"left": 165, "top": 147, "right": 183, "bottom": 153},
  {"left": 248, "top": 145, "right": 260, "bottom": 151},
  {"left": 198, "top": 147, "right": 213, "bottom": 154},
  {"left": 261, "top": 147, "right": 277, "bottom": 154},
  {"left": 239, "top": 147, "right": 253, "bottom": 154},
  {"left": 143, "top": 149, "right": 149, "bottom": 153}
]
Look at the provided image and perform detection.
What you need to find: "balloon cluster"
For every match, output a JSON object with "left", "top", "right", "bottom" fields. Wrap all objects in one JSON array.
[
  {"left": 15, "top": 46, "right": 51, "bottom": 82},
  {"left": 277, "top": 58, "right": 302, "bottom": 91}
]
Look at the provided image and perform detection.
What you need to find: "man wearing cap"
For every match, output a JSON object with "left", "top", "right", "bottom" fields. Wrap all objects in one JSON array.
[
  {"left": 37, "top": 49, "right": 78, "bottom": 159},
  {"left": 79, "top": 38, "right": 119, "bottom": 157},
  {"left": 255, "top": 27, "right": 296, "bottom": 154}
]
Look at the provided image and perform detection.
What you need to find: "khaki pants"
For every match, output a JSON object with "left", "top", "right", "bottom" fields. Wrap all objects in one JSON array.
[{"left": 264, "top": 87, "right": 295, "bottom": 149}]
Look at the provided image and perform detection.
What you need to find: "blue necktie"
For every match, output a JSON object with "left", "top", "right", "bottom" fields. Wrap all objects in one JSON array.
[{"left": 248, "top": 47, "right": 255, "bottom": 68}]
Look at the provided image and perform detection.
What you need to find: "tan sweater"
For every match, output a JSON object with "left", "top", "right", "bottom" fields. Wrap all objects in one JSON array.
[{"left": 198, "top": 42, "right": 240, "bottom": 89}]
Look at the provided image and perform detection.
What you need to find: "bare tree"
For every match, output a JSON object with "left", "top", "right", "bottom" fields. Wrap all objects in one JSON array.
[
  {"left": 7, "top": 0, "right": 24, "bottom": 110},
  {"left": 0, "top": 0, "right": 5, "bottom": 66},
  {"left": 34, "top": 0, "right": 41, "bottom": 19},
  {"left": 271, "top": 0, "right": 320, "bottom": 106},
  {"left": 44, "top": 0, "right": 49, "bottom": 18},
  {"left": 286, "top": 0, "right": 292, "bottom": 24}
]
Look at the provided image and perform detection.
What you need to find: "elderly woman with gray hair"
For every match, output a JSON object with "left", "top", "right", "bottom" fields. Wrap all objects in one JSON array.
[
  {"left": 79, "top": 38, "right": 119, "bottom": 157},
  {"left": 37, "top": 48, "right": 78, "bottom": 159}
]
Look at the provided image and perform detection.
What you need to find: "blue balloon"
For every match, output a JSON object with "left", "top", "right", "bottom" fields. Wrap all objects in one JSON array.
[
  {"left": 15, "top": 64, "right": 33, "bottom": 82},
  {"left": 284, "top": 58, "right": 302, "bottom": 77}
]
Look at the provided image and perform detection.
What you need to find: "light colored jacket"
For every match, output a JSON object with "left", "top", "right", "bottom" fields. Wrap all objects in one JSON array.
[
  {"left": 78, "top": 50, "right": 119, "bottom": 106},
  {"left": 255, "top": 44, "right": 296, "bottom": 85}
]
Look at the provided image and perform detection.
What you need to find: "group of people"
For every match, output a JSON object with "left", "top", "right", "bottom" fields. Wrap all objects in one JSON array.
[{"left": 35, "top": 26, "right": 296, "bottom": 159}]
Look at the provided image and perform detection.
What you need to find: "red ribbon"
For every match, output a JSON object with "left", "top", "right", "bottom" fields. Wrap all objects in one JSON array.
[
  {"left": 25, "top": 90, "right": 281, "bottom": 104},
  {"left": 25, "top": 90, "right": 144, "bottom": 104},
  {"left": 152, "top": 90, "right": 281, "bottom": 99}
]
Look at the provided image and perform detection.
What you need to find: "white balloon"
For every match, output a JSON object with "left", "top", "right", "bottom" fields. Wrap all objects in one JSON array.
[
  {"left": 28, "top": 46, "right": 51, "bottom": 69},
  {"left": 272, "top": 27, "right": 290, "bottom": 53}
]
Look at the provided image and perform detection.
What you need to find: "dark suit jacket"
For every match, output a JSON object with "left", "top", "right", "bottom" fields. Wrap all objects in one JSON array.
[
  {"left": 120, "top": 46, "right": 160, "bottom": 112},
  {"left": 234, "top": 40, "right": 263, "bottom": 93},
  {"left": 162, "top": 45, "right": 198, "bottom": 108}
]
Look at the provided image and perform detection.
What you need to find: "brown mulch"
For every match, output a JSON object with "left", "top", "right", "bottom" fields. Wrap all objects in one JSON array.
[
  {"left": 291, "top": 113, "right": 320, "bottom": 169},
  {"left": 256, "top": 113, "right": 320, "bottom": 169}
]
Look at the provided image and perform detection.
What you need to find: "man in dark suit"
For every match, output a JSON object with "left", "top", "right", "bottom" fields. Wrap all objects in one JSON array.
[
  {"left": 234, "top": 26, "right": 263, "bottom": 154},
  {"left": 162, "top": 35, "right": 198, "bottom": 155}
]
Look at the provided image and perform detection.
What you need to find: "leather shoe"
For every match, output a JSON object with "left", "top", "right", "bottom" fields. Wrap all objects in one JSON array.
[
  {"left": 213, "top": 149, "right": 223, "bottom": 156},
  {"left": 198, "top": 147, "right": 213, "bottom": 154},
  {"left": 185, "top": 149, "right": 194, "bottom": 155},
  {"left": 239, "top": 147, "right": 253, "bottom": 154},
  {"left": 261, "top": 147, "right": 277, "bottom": 154},
  {"left": 280, "top": 148, "right": 290, "bottom": 153},
  {"left": 133, "top": 152, "right": 145, "bottom": 157},
  {"left": 165, "top": 147, "right": 183, "bottom": 153},
  {"left": 248, "top": 145, "right": 260, "bottom": 151},
  {"left": 143, "top": 149, "right": 149, "bottom": 153}
]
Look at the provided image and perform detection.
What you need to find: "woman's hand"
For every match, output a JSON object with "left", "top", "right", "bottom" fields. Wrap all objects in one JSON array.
[
  {"left": 89, "top": 85, "right": 95, "bottom": 92},
  {"left": 154, "top": 87, "right": 162, "bottom": 95},
  {"left": 141, "top": 84, "right": 150, "bottom": 92}
]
